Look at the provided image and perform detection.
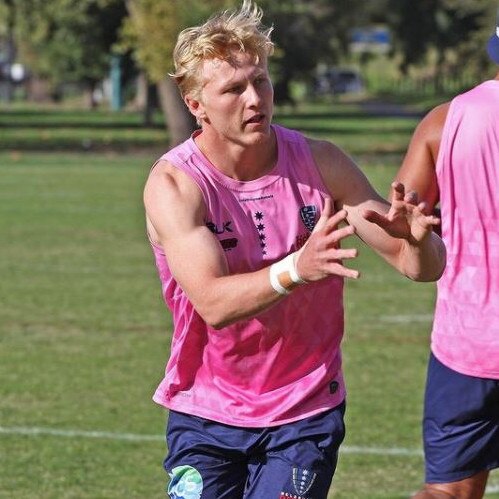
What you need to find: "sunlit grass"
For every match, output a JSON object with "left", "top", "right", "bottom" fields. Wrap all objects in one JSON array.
[{"left": 1, "top": 105, "right": 498, "bottom": 498}]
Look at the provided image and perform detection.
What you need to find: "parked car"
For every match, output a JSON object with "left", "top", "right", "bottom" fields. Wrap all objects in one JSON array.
[{"left": 314, "top": 68, "right": 364, "bottom": 96}]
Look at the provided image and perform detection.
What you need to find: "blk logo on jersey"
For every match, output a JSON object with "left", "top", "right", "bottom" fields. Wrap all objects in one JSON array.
[
  {"left": 206, "top": 220, "right": 238, "bottom": 251},
  {"left": 300, "top": 205, "right": 317, "bottom": 232},
  {"left": 206, "top": 221, "right": 233, "bottom": 234}
]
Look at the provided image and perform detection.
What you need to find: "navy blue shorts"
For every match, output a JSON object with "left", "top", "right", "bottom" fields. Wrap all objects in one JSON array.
[
  {"left": 164, "top": 403, "right": 346, "bottom": 499},
  {"left": 423, "top": 353, "right": 499, "bottom": 483}
]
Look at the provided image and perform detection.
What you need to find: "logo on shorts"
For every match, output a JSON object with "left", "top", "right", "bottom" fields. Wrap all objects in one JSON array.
[
  {"left": 167, "top": 465, "right": 203, "bottom": 499},
  {"left": 300, "top": 205, "right": 317, "bottom": 232},
  {"left": 292, "top": 467, "right": 317, "bottom": 495},
  {"left": 279, "top": 467, "right": 317, "bottom": 498}
]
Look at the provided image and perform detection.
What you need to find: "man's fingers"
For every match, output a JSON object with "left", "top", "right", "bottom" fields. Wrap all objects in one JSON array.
[
  {"left": 324, "top": 224, "right": 355, "bottom": 245},
  {"left": 417, "top": 201, "right": 429, "bottom": 214},
  {"left": 305, "top": 198, "right": 360, "bottom": 280},
  {"left": 326, "top": 262, "right": 360, "bottom": 279},
  {"left": 404, "top": 190, "right": 418, "bottom": 205},
  {"left": 427, "top": 216, "right": 441, "bottom": 226},
  {"left": 362, "top": 209, "right": 389, "bottom": 228},
  {"left": 391, "top": 181, "right": 405, "bottom": 202},
  {"left": 413, "top": 204, "right": 441, "bottom": 226},
  {"left": 321, "top": 209, "right": 349, "bottom": 233},
  {"left": 322, "top": 197, "right": 332, "bottom": 217},
  {"left": 312, "top": 197, "right": 333, "bottom": 233},
  {"left": 314, "top": 200, "right": 351, "bottom": 235},
  {"left": 329, "top": 248, "right": 358, "bottom": 260}
]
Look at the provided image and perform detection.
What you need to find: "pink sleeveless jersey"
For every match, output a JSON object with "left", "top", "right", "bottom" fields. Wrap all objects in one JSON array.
[
  {"left": 150, "top": 125, "right": 346, "bottom": 427},
  {"left": 432, "top": 80, "right": 499, "bottom": 378}
]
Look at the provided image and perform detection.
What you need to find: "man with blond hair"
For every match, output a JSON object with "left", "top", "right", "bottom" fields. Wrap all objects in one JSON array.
[{"left": 144, "top": 1, "right": 446, "bottom": 497}]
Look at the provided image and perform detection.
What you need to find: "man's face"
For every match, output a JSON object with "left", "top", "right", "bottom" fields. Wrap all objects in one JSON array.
[{"left": 191, "top": 50, "right": 274, "bottom": 146}]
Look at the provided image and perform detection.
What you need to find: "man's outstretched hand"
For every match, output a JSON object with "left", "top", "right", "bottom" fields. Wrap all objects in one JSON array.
[{"left": 363, "top": 182, "right": 440, "bottom": 245}]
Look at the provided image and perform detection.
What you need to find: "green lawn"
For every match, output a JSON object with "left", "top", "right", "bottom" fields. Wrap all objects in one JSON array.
[
  {"left": 1, "top": 105, "right": 498, "bottom": 498},
  {"left": 0, "top": 106, "right": 166, "bottom": 151},
  {"left": 0, "top": 101, "right": 420, "bottom": 156}
]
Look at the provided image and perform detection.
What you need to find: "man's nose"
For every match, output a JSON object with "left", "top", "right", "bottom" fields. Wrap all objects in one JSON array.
[{"left": 245, "top": 84, "right": 262, "bottom": 106}]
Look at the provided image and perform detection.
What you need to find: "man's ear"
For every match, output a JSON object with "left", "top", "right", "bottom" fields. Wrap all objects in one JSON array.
[{"left": 184, "top": 93, "right": 205, "bottom": 124}]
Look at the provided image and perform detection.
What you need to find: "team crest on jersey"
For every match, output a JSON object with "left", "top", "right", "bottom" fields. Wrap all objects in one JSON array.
[{"left": 300, "top": 205, "right": 317, "bottom": 232}]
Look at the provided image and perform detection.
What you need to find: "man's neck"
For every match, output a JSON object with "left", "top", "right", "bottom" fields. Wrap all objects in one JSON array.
[{"left": 195, "top": 128, "right": 277, "bottom": 181}]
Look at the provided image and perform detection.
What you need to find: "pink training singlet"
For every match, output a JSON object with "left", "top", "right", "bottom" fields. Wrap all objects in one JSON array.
[
  {"left": 150, "top": 125, "right": 346, "bottom": 427},
  {"left": 432, "top": 80, "right": 499, "bottom": 379}
]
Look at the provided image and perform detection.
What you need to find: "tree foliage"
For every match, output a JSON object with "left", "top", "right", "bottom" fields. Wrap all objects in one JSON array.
[
  {"left": 386, "top": 0, "right": 496, "bottom": 75},
  {"left": 120, "top": 0, "right": 233, "bottom": 83},
  {"left": 256, "top": 0, "right": 364, "bottom": 98},
  {"left": 5, "top": 0, "right": 127, "bottom": 89},
  {"left": 120, "top": 0, "right": 235, "bottom": 145},
  {"left": 1, "top": 0, "right": 497, "bottom": 138}
]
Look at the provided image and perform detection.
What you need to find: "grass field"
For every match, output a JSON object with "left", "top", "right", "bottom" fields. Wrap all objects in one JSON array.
[{"left": 1, "top": 104, "right": 498, "bottom": 498}]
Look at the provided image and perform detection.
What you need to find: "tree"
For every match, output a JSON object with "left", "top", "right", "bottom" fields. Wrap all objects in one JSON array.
[
  {"left": 386, "top": 0, "right": 494, "bottom": 87},
  {"left": 255, "top": 0, "right": 366, "bottom": 103},
  {"left": 5, "top": 0, "right": 127, "bottom": 106},
  {"left": 121, "top": 0, "right": 233, "bottom": 147},
  {"left": 0, "top": 0, "right": 16, "bottom": 102}
]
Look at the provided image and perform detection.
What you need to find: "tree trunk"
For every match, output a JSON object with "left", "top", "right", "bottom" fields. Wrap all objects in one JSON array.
[
  {"left": 26, "top": 75, "right": 52, "bottom": 102},
  {"left": 157, "top": 77, "right": 196, "bottom": 147},
  {"left": 2, "top": 0, "right": 16, "bottom": 104},
  {"left": 135, "top": 71, "right": 148, "bottom": 110},
  {"left": 143, "top": 83, "right": 156, "bottom": 127},
  {"left": 84, "top": 82, "right": 98, "bottom": 109},
  {"left": 135, "top": 72, "right": 156, "bottom": 127}
]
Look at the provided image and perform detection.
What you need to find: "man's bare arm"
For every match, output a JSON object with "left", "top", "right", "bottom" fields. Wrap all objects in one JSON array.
[{"left": 309, "top": 139, "right": 446, "bottom": 282}]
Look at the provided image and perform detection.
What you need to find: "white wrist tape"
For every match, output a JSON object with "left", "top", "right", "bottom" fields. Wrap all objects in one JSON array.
[
  {"left": 289, "top": 253, "right": 307, "bottom": 284},
  {"left": 269, "top": 252, "right": 306, "bottom": 295}
]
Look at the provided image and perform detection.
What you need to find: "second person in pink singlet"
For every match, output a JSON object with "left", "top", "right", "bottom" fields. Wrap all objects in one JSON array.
[{"left": 394, "top": 20, "right": 499, "bottom": 499}]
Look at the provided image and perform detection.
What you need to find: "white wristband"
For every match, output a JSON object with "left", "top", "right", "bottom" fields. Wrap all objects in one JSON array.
[
  {"left": 269, "top": 252, "right": 306, "bottom": 295},
  {"left": 289, "top": 253, "right": 307, "bottom": 284}
]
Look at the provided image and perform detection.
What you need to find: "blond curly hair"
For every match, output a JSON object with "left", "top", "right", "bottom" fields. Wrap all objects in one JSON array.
[{"left": 172, "top": 0, "right": 274, "bottom": 98}]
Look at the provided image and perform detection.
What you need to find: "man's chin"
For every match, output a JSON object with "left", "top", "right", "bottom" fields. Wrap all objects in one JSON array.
[{"left": 245, "top": 124, "right": 272, "bottom": 141}]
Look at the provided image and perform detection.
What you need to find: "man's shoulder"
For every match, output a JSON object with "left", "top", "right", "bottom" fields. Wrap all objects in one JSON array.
[
  {"left": 159, "top": 136, "right": 195, "bottom": 165},
  {"left": 145, "top": 158, "right": 203, "bottom": 205},
  {"left": 426, "top": 101, "right": 451, "bottom": 125},
  {"left": 415, "top": 102, "right": 450, "bottom": 146},
  {"left": 305, "top": 136, "right": 348, "bottom": 164}
]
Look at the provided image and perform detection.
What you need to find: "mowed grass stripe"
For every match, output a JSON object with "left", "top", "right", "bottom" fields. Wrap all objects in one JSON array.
[{"left": 0, "top": 425, "right": 423, "bottom": 456}]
